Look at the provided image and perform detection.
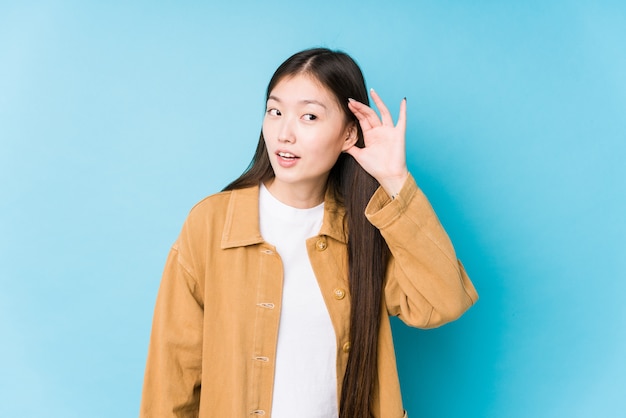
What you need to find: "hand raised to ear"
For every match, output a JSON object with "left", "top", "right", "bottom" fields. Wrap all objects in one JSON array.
[{"left": 346, "top": 89, "right": 409, "bottom": 198}]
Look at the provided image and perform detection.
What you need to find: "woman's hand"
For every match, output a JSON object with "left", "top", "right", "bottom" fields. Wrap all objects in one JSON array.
[{"left": 346, "top": 89, "right": 409, "bottom": 198}]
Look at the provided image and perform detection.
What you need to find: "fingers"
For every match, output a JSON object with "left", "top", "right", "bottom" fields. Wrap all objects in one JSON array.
[
  {"left": 348, "top": 91, "right": 406, "bottom": 131},
  {"left": 369, "top": 89, "right": 394, "bottom": 127},
  {"left": 348, "top": 98, "right": 377, "bottom": 131},
  {"left": 397, "top": 97, "right": 407, "bottom": 133}
]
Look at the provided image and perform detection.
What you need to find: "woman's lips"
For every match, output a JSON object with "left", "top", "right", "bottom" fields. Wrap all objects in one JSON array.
[{"left": 276, "top": 151, "right": 300, "bottom": 168}]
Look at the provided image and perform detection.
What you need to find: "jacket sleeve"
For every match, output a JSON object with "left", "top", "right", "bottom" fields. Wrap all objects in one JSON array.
[
  {"left": 140, "top": 241, "right": 204, "bottom": 417},
  {"left": 365, "top": 173, "right": 478, "bottom": 328}
]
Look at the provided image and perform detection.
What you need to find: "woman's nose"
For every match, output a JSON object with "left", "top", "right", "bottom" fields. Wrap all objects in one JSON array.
[{"left": 277, "top": 118, "right": 296, "bottom": 143}]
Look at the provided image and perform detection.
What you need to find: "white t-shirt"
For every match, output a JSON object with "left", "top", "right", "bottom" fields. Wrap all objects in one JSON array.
[{"left": 259, "top": 183, "right": 338, "bottom": 418}]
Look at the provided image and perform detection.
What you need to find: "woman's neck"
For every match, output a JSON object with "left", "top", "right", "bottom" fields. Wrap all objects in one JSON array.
[{"left": 263, "top": 178, "right": 327, "bottom": 209}]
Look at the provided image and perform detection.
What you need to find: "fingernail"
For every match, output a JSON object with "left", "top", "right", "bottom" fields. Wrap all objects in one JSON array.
[
  {"left": 348, "top": 98, "right": 355, "bottom": 103},
  {"left": 404, "top": 97, "right": 407, "bottom": 102}
]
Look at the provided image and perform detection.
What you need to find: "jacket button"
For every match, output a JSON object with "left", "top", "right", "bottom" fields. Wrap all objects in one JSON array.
[
  {"left": 342, "top": 341, "right": 351, "bottom": 353},
  {"left": 316, "top": 238, "right": 327, "bottom": 251},
  {"left": 333, "top": 288, "right": 346, "bottom": 300}
]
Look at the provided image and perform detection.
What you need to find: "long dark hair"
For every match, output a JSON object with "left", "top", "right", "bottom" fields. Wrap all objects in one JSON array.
[{"left": 224, "top": 48, "right": 388, "bottom": 418}]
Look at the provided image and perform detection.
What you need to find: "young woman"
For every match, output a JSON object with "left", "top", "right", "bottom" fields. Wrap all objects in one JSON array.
[{"left": 140, "top": 48, "right": 478, "bottom": 418}]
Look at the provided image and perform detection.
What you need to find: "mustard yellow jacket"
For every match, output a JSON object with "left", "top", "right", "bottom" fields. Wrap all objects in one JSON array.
[{"left": 140, "top": 174, "right": 478, "bottom": 418}]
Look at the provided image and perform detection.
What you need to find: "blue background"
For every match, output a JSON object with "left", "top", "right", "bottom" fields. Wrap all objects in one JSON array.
[{"left": 1, "top": 1, "right": 625, "bottom": 417}]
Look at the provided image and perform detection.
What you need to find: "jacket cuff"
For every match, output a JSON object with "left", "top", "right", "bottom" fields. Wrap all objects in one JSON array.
[{"left": 365, "top": 173, "right": 420, "bottom": 228}]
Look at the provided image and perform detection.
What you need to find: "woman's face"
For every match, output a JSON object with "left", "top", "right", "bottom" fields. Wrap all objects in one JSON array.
[{"left": 263, "top": 74, "right": 356, "bottom": 203}]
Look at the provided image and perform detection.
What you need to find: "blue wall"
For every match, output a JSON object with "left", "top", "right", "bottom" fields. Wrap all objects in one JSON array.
[{"left": 1, "top": 1, "right": 624, "bottom": 417}]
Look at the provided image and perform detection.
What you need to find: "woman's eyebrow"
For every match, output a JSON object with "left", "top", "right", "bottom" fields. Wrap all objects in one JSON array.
[
  {"left": 267, "top": 95, "right": 327, "bottom": 109},
  {"left": 301, "top": 99, "right": 327, "bottom": 109}
]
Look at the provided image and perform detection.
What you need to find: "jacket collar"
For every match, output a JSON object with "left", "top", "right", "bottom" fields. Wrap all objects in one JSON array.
[{"left": 221, "top": 184, "right": 348, "bottom": 249}]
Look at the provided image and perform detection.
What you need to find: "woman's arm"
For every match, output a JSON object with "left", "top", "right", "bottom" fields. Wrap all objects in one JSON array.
[
  {"left": 365, "top": 174, "right": 478, "bottom": 328},
  {"left": 140, "top": 245, "right": 203, "bottom": 417},
  {"left": 348, "top": 91, "right": 477, "bottom": 328}
]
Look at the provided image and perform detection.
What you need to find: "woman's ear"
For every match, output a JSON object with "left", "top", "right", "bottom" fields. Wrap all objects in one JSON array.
[{"left": 341, "top": 122, "right": 358, "bottom": 151}]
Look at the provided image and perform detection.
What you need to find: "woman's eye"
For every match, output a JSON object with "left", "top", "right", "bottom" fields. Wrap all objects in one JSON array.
[
  {"left": 267, "top": 108, "right": 281, "bottom": 116},
  {"left": 303, "top": 114, "right": 317, "bottom": 121}
]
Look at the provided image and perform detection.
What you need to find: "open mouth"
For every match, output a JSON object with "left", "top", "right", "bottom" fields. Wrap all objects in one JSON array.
[{"left": 277, "top": 151, "right": 299, "bottom": 160}]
